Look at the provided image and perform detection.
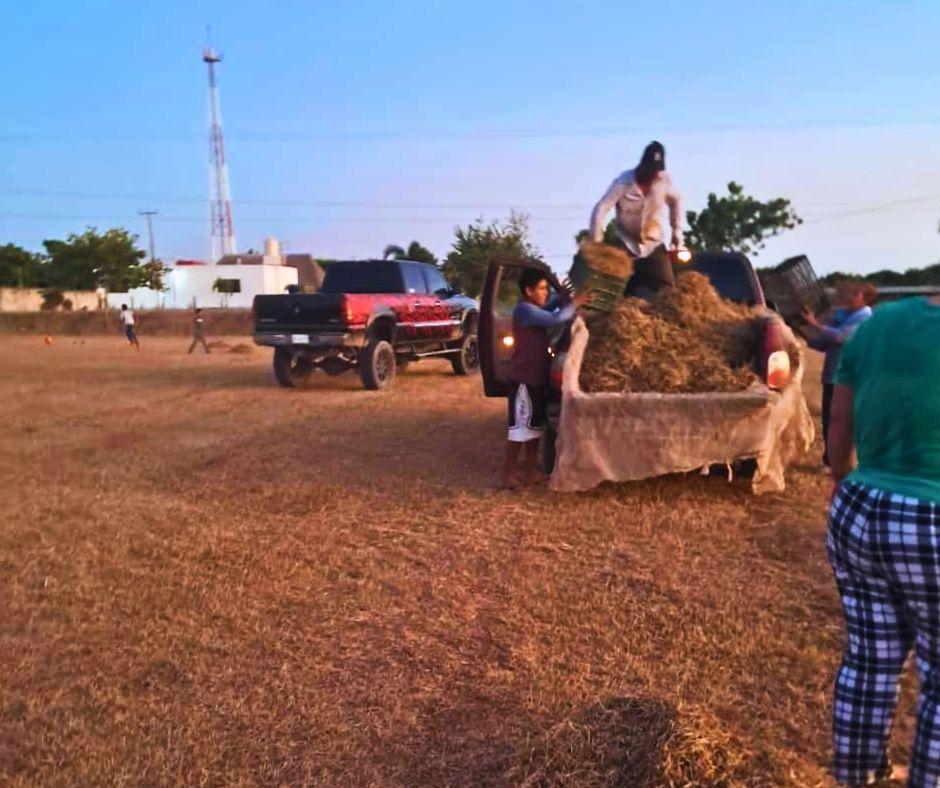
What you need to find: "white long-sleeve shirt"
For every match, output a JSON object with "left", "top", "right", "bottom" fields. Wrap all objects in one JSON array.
[{"left": 588, "top": 169, "right": 682, "bottom": 257}]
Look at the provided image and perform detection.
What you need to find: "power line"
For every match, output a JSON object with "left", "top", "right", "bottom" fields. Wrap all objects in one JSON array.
[{"left": 0, "top": 187, "right": 587, "bottom": 211}]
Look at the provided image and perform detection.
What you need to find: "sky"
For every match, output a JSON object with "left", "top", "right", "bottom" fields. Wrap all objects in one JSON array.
[{"left": 1, "top": 0, "right": 939, "bottom": 276}]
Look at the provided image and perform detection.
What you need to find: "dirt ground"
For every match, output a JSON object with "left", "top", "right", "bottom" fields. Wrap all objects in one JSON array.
[{"left": 0, "top": 336, "right": 916, "bottom": 786}]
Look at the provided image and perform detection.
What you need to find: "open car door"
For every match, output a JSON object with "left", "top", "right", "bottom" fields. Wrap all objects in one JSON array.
[{"left": 479, "top": 256, "right": 565, "bottom": 397}]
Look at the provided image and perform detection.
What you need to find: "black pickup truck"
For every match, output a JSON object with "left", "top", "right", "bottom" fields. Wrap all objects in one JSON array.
[
  {"left": 479, "top": 252, "right": 791, "bottom": 472},
  {"left": 253, "top": 259, "right": 479, "bottom": 390}
]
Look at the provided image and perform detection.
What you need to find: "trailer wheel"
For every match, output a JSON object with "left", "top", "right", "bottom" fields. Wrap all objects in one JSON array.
[
  {"left": 359, "top": 340, "right": 396, "bottom": 390},
  {"left": 450, "top": 333, "right": 479, "bottom": 376},
  {"left": 273, "top": 347, "right": 314, "bottom": 388}
]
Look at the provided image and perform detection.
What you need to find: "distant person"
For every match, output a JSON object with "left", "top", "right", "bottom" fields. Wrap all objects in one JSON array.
[
  {"left": 119, "top": 304, "right": 140, "bottom": 349},
  {"left": 503, "top": 269, "right": 589, "bottom": 489},
  {"left": 188, "top": 308, "right": 210, "bottom": 354},
  {"left": 588, "top": 140, "right": 683, "bottom": 297},
  {"left": 801, "top": 280, "right": 875, "bottom": 467},
  {"left": 826, "top": 292, "right": 940, "bottom": 786}
]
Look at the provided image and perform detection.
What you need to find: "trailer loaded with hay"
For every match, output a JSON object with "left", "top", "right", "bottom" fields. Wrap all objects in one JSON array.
[{"left": 478, "top": 245, "right": 813, "bottom": 493}]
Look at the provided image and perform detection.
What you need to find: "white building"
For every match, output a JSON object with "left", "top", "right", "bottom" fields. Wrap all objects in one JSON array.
[{"left": 108, "top": 238, "right": 299, "bottom": 310}]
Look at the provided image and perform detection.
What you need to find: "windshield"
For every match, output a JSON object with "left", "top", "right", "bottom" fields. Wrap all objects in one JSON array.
[
  {"left": 320, "top": 262, "right": 403, "bottom": 294},
  {"left": 690, "top": 255, "right": 760, "bottom": 305}
]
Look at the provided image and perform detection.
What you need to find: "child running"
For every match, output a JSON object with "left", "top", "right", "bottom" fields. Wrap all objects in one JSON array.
[
  {"left": 119, "top": 304, "right": 140, "bottom": 349},
  {"left": 503, "top": 269, "right": 588, "bottom": 488}
]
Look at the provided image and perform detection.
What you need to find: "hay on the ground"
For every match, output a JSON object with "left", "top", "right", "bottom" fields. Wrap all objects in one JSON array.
[
  {"left": 508, "top": 698, "right": 750, "bottom": 787},
  {"left": 579, "top": 272, "right": 764, "bottom": 394},
  {"left": 228, "top": 343, "right": 254, "bottom": 354}
]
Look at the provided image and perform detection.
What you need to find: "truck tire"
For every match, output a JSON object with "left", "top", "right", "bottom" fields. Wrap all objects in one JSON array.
[
  {"left": 450, "top": 333, "right": 479, "bottom": 376},
  {"left": 273, "top": 347, "right": 314, "bottom": 388},
  {"left": 359, "top": 340, "right": 396, "bottom": 390}
]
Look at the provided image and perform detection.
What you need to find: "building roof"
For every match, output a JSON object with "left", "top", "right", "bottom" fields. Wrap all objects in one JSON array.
[{"left": 216, "top": 254, "right": 266, "bottom": 266}]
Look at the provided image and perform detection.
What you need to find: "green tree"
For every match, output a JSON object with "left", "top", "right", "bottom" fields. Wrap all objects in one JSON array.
[
  {"left": 42, "top": 228, "right": 154, "bottom": 291},
  {"left": 0, "top": 243, "right": 46, "bottom": 288},
  {"left": 442, "top": 213, "right": 538, "bottom": 297},
  {"left": 574, "top": 221, "right": 621, "bottom": 246},
  {"left": 382, "top": 241, "right": 438, "bottom": 266},
  {"left": 684, "top": 182, "right": 802, "bottom": 257}
]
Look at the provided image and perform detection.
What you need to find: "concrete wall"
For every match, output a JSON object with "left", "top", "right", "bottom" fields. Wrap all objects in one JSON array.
[
  {"left": 107, "top": 264, "right": 298, "bottom": 310},
  {"left": 0, "top": 288, "right": 101, "bottom": 312}
]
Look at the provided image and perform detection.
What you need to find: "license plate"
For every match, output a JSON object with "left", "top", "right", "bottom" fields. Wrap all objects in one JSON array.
[{"left": 291, "top": 334, "right": 309, "bottom": 344}]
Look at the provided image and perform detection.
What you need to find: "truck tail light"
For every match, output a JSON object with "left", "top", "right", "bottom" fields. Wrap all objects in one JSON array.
[
  {"left": 342, "top": 296, "right": 354, "bottom": 325},
  {"left": 766, "top": 350, "right": 791, "bottom": 390},
  {"left": 550, "top": 365, "right": 564, "bottom": 389}
]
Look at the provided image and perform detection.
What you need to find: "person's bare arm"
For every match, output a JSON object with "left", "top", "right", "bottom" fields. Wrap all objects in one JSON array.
[{"left": 828, "top": 384, "right": 855, "bottom": 482}]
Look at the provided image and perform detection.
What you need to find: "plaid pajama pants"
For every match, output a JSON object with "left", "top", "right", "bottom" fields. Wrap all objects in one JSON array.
[{"left": 828, "top": 481, "right": 940, "bottom": 786}]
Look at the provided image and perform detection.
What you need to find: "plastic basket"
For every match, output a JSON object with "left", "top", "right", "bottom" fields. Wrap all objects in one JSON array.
[
  {"left": 761, "top": 255, "right": 829, "bottom": 322},
  {"left": 569, "top": 244, "right": 632, "bottom": 313}
]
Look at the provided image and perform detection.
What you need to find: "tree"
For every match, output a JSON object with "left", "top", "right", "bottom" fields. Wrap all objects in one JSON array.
[
  {"left": 574, "top": 221, "right": 621, "bottom": 246},
  {"left": 42, "top": 228, "right": 153, "bottom": 291},
  {"left": 382, "top": 241, "right": 438, "bottom": 266},
  {"left": 442, "top": 213, "right": 538, "bottom": 297},
  {"left": 819, "top": 263, "right": 940, "bottom": 288},
  {"left": 684, "top": 182, "right": 802, "bottom": 256},
  {"left": 0, "top": 243, "right": 46, "bottom": 288}
]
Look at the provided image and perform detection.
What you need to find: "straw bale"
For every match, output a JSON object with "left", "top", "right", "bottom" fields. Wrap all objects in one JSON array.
[{"left": 580, "top": 272, "right": 764, "bottom": 394}]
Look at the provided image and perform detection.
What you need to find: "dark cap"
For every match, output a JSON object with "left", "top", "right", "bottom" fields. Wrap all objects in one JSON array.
[{"left": 639, "top": 141, "right": 666, "bottom": 172}]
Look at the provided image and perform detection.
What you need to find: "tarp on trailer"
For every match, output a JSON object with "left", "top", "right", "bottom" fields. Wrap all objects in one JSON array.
[{"left": 550, "top": 316, "right": 815, "bottom": 494}]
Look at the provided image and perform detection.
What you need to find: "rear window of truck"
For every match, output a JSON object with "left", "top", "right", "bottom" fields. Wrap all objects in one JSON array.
[
  {"left": 320, "top": 262, "right": 403, "bottom": 294},
  {"left": 691, "top": 254, "right": 760, "bottom": 305}
]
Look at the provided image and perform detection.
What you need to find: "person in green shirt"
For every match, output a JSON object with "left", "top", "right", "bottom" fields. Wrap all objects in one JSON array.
[{"left": 825, "top": 295, "right": 940, "bottom": 786}]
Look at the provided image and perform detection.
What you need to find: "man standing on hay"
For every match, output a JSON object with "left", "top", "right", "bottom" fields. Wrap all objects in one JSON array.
[{"left": 588, "top": 140, "right": 683, "bottom": 297}]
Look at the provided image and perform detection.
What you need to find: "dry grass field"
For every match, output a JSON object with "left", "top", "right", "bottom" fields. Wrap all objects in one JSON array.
[{"left": 0, "top": 335, "right": 916, "bottom": 786}]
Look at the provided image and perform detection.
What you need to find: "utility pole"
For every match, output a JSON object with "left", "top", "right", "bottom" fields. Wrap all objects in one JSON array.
[{"left": 138, "top": 209, "right": 158, "bottom": 264}]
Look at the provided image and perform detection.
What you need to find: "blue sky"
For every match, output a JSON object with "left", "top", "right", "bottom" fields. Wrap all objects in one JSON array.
[{"left": 1, "top": 0, "right": 939, "bottom": 275}]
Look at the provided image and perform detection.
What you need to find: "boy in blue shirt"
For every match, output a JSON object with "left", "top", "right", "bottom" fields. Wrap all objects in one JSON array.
[{"left": 502, "top": 269, "right": 588, "bottom": 488}]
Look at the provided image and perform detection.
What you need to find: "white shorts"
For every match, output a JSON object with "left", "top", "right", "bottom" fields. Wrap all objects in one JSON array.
[{"left": 507, "top": 383, "right": 546, "bottom": 443}]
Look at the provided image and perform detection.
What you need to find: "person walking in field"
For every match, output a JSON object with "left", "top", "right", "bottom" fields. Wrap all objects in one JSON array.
[
  {"left": 826, "top": 292, "right": 940, "bottom": 786},
  {"left": 588, "top": 140, "right": 683, "bottom": 297},
  {"left": 801, "top": 280, "right": 876, "bottom": 467},
  {"left": 188, "top": 308, "right": 210, "bottom": 354},
  {"left": 119, "top": 304, "right": 140, "bottom": 349}
]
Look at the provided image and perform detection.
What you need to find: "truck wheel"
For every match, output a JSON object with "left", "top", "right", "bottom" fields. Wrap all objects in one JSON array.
[
  {"left": 273, "top": 347, "right": 314, "bottom": 388},
  {"left": 359, "top": 340, "right": 396, "bottom": 390},
  {"left": 450, "top": 333, "right": 479, "bottom": 376}
]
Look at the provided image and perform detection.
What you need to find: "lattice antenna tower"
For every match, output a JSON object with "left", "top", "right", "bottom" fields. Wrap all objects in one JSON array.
[{"left": 203, "top": 35, "right": 236, "bottom": 260}]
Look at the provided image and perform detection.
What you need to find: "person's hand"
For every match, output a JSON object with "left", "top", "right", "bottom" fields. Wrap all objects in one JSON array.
[
  {"left": 801, "top": 307, "right": 820, "bottom": 327},
  {"left": 558, "top": 277, "right": 574, "bottom": 297},
  {"left": 670, "top": 230, "right": 682, "bottom": 251},
  {"left": 572, "top": 290, "right": 593, "bottom": 309}
]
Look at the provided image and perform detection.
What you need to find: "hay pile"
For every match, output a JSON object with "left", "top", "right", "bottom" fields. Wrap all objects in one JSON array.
[
  {"left": 508, "top": 698, "right": 750, "bottom": 787},
  {"left": 578, "top": 240, "right": 634, "bottom": 279},
  {"left": 579, "top": 272, "right": 764, "bottom": 394}
]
